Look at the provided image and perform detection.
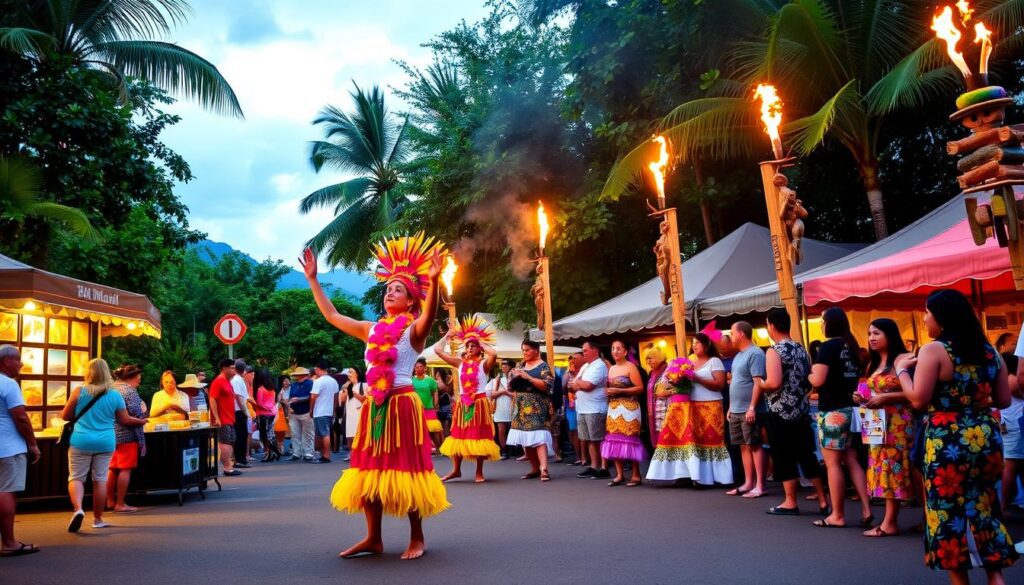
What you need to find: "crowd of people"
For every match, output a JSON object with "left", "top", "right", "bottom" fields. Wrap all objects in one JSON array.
[{"left": 1, "top": 279, "right": 1022, "bottom": 581}]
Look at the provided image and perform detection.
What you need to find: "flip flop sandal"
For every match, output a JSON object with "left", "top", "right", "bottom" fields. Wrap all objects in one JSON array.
[
  {"left": 858, "top": 515, "right": 875, "bottom": 527},
  {"left": 0, "top": 543, "right": 40, "bottom": 557},
  {"left": 812, "top": 518, "right": 844, "bottom": 528},
  {"left": 607, "top": 479, "right": 624, "bottom": 486},
  {"left": 742, "top": 489, "right": 764, "bottom": 499},
  {"left": 766, "top": 506, "right": 800, "bottom": 516},
  {"left": 863, "top": 526, "right": 894, "bottom": 537},
  {"left": 521, "top": 471, "right": 541, "bottom": 480},
  {"left": 725, "top": 487, "right": 750, "bottom": 496},
  {"left": 625, "top": 480, "right": 642, "bottom": 487},
  {"left": 540, "top": 470, "right": 551, "bottom": 482}
]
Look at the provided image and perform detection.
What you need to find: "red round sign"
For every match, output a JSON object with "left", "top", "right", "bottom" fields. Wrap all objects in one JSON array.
[{"left": 213, "top": 313, "right": 247, "bottom": 345}]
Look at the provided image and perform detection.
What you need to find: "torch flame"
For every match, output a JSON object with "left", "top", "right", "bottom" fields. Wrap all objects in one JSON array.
[
  {"left": 974, "top": 21, "right": 993, "bottom": 74},
  {"left": 974, "top": 21, "right": 992, "bottom": 43},
  {"left": 932, "top": 6, "right": 972, "bottom": 78},
  {"left": 648, "top": 135, "right": 669, "bottom": 204},
  {"left": 753, "top": 84, "right": 784, "bottom": 159},
  {"left": 537, "top": 202, "right": 550, "bottom": 252},
  {"left": 956, "top": 0, "right": 974, "bottom": 25},
  {"left": 441, "top": 255, "right": 457, "bottom": 298}
]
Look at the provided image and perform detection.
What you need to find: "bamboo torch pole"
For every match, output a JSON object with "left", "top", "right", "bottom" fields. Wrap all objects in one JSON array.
[
  {"left": 537, "top": 203, "right": 556, "bottom": 364},
  {"left": 648, "top": 136, "right": 687, "bottom": 355}
]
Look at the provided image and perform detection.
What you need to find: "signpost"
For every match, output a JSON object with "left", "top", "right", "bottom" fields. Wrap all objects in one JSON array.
[{"left": 213, "top": 313, "right": 247, "bottom": 359}]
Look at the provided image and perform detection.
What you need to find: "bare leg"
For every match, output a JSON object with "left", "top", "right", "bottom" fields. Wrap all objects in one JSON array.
[
  {"left": 588, "top": 441, "right": 602, "bottom": 470},
  {"left": 524, "top": 448, "right": 540, "bottom": 476},
  {"left": 91, "top": 480, "right": 107, "bottom": 523},
  {"left": 984, "top": 568, "right": 1006, "bottom": 585},
  {"left": 474, "top": 457, "right": 486, "bottom": 483},
  {"left": 821, "top": 448, "right": 846, "bottom": 525},
  {"left": 536, "top": 445, "right": 548, "bottom": 475},
  {"left": 441, "top": 455, "right": 462, "bottom": 482},
  {"left": 339, "top": 501, "right": 384, "bottom": 558},
  {"left": 114, "top": 470, "right": 134, "bottom": 511},
  {"left": 401, "top": 512, "right": 426, "bottom": 560},
  {"left": 611, "top": 459, "right": 624, "bottom": 483},
  {"left": 106, "top": 470, "right": 117, "bottom": 509},
  {"left": 864, "top": 498, "right": 901, "bottom": 536},
  {"left": 68, "top": 480, "right": 84, "bottom": 512},
  {"left": 751, "top": 445, "right": 766, "bottom": 493},
  {"left": 0, "top": 492, "right": 19, "bottom": 550},
  {"left": 779, "top": 479, "right": 799, "bottom": 508},
  {"left": 844, "top": 448, "right": 872, "bottom": 520},
  {"left": 736, "top": 446, "right": 754, "bottom": 491},
  {"left": 1001, "top": 460, "right": 1019, "bottom": 510},
  {"left": 629, "top": 459, "right": 642, "bottom": 483},
  {"left": 948, "top": 570, "right": 970, "bottom": 585},
  {"left": 220, "top": 443, "right": 235, "bottom": 472}
]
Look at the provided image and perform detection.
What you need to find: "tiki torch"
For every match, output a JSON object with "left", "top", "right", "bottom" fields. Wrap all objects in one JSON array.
[
  {"left": 754, "top": 84, "right": 804, "bottom": 343},
  {"left": 441, "top": 255, "right": 459, "bottom": 353},
  {"left": 536, "top": 202, "right": 556, "bottom": 365},
  {"left": 934, "top": 2, "right": 1024, "bottom": 289},
  {"left": 647, "top": 135, "right": 688, "bottom": 355}
]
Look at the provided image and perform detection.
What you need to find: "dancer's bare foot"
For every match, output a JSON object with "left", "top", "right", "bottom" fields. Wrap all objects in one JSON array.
[
  {"left": 474, "top": 473, "right": 486, "bottom": 483},
  {"left": 338, "top": 538, "right": 384, "bottom": 558},
  {"left": 440, "top": 471, "right": 461, "bottom": 483},
  {"left": 400, "top": 538, "right": 426, "bottom": 560}
]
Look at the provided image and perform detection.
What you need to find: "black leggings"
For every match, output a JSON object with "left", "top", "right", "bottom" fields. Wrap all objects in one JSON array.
[
  {"left": 764, "top": 414, "right": 821, "bottom": 483},
  {"left": 233, "top": 410, "right": 249, "bottom": 463},
  {"left": 257, "top": 415, "right": 279, "bottom": 453}
]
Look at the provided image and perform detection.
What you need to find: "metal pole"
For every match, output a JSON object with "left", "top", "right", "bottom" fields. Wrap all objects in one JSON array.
[
  {"left": 540, "top": 255, "right": 556, "bottom": 366},
  {"left": 663, "top": 207, "right": 688, "bottom": 355},
  {"left": 228, "top": 343, "right": 234, "bottom": 360},
  {"left": 758, "top": 160, "right": 802, "bottom": 344}
]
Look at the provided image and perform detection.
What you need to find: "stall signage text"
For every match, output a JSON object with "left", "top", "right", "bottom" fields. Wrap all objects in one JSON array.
[{"left": 77, "top": 285, "right": 120, "bottom": 306}]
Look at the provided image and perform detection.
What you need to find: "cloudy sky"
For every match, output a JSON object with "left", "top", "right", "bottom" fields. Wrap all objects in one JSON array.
[{"left": 162, "top": 0, "right": 489, "bottom": 269}]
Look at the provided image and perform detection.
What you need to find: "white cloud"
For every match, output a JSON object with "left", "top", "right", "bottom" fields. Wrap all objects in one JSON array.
[{"left": 160, "top": 0, "right": 490, "bottom": 269}]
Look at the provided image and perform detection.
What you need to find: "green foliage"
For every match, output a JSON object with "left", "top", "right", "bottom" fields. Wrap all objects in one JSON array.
[
  {"left": 0, "top": 154, "right": 100, "bottom": 241},
  {"left": 0, "top": 0, "right": 242, "bottom": 116},
  {"left": 106, "top": 251, "right": 367, "bottom": 387},
  {"left": 0, "top": 55, "right": 201, "bottom": 296},
  {"left": 300, "top": 85, "right": 411, "bottom": 269}
]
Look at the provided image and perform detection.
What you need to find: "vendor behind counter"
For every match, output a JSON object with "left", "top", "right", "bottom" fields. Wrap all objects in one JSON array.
[{"left": 151, "top": 371, "right": 193, "bottom": 418}]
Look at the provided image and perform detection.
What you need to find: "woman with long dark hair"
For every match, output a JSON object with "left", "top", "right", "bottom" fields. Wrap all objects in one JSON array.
[
  {"left": 253, "top": 369, "right": 281, "bottom": 462},
  {"left": 339, "top": 367, "right": 367, "bottom": 461},
  {"left": 854, "top": 318, "right": 911, "bottom": 537},
  {"left": 895, "top": 290, "right": 1017, "bottom": 581},
  {"left": 808, "top": 307, "right": 872, "bottom": 528}
]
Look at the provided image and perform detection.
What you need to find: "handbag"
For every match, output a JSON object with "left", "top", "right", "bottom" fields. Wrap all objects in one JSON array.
[{"left": 58, "top": 387, "right": 109, "bottom": 445}]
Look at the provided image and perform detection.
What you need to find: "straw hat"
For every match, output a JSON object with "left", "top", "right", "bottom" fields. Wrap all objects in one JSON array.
[
  {"left": 177, "top": 374, "right": 207, "bottom": 389},
  {"left": 291, "top": 367, "right": 311, "bottom": 377}
]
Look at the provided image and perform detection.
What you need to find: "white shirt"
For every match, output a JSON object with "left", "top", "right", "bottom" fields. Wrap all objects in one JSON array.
[
  {"left": 230, "top": 374, "right": 249, "bottom": 415},
  {"left": 690, "top": 357, "right": 726, "bottom": 402},
  {"left": 311, "top": 375, "right": 340, "bottom": 418},
  {"left": 151, "top": 389, "right": 191, "bottom": 417},
  {"left": 574, "top": 359, "right": 609, "bottom": 414},
  {"left": 0, "top": 373, "right": 28, "bottom": 458}
]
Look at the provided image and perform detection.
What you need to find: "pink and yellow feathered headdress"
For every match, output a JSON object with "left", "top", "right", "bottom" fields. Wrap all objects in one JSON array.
[
  {"left": 452, "top": 314, "right": 497, "bottom": 347},
  {"left": 372, "top": 233, "right": 446, "bottom": 310}
]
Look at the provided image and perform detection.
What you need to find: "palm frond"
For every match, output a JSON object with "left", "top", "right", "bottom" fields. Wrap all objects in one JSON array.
[
  {"left": 865, "top": 39, "right": 960, "bottom": 115},
  {"left": 307, "top": 140, "right": 373, "bottom": 176},
  {"left": 0, "top": 154, "right": 42, "bottom": 205},
  {"left": 24, "top": 202, "right": 102, "bottom": 242},
  {"left": 74, "top": 0, "right": 189, "bottom": 44},
  {"left": 93, "top": 39, "right": 243, "bottom": 117},
  {"left": 765, "top": 1, "right": 845, "bottom": 85},
  {"left": 785, "top": 79, "right": 861, "bottom": 155},
  {"left": 297, "top": 178, "right": 372, "bottom": 215},
  {"left": 980, "top": 0, "right": 1024, "bottom": 38},
  {"left": 0, "top": 26, "right": 58, "bottom": 56},
  {"left": 306, "top": 199, "right": 380, "bottom": 269},
  {"left": 386, "top": 117, "right": 411, "bottom": 166}
]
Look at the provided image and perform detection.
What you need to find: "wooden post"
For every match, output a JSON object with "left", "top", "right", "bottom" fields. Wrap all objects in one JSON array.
[
  {"left": 540, "top": 255, "right": 556, "bottom": 366},
  {"left": 663, "top": 207, "right": 688, "bottom": 356},
  {"left": 759, "top": 161, "right": 802, "bottom": 344},
  {"left": 444, "top": 300, "right": 458, "bottom": 354}
]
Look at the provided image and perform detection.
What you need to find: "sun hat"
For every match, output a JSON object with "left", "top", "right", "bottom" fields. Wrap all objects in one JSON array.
[
  {"left": 291, "top": 367, "right": 311, "bottom": 377},
  {"left": 177, "top": 374, "right": 207, "bottom": 389}
]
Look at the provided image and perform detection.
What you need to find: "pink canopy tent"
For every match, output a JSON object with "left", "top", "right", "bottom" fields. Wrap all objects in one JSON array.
[{"left": 802, "top": 217, "right": 1015, "bottom": 311}]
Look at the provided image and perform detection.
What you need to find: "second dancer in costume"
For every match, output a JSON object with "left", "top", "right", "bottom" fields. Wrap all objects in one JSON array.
[
  {"left": 301, "top": 234, "right": 449, "bottom": 560},
  {"left": 435, "top": 315, "right": 501, "bottom": 482}
]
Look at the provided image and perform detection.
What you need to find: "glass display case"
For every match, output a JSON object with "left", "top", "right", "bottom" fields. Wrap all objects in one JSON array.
[{"left": 3, "top": 311, "right": 95, "bottom": 431}]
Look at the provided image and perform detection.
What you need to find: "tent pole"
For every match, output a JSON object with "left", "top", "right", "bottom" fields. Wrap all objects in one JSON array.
[{"left": 911, "top": 311, "right": 921, "bottom": 350}]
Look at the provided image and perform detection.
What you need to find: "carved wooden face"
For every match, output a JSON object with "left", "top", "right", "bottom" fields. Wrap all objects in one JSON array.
[{"left": 962, "top": 106, "right": 1005, "bottom": 131}]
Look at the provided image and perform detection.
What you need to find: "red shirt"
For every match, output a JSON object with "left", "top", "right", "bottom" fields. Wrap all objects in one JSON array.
[{"left": 209, "top": 375, "right": 236, "bottom": 426}]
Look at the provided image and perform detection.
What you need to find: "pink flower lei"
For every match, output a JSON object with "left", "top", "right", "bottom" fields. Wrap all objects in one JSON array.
[
  {"left": 459, "top": 356, "right": 482, "bottom": 407},
  {"left": 365, "top": 312, "right": 414, "bottom": 438}
]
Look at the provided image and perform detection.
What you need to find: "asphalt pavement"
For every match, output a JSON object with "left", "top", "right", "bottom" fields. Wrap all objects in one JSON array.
[{"left": 6, "top": 454, "right": 1022, "bottom": 585}]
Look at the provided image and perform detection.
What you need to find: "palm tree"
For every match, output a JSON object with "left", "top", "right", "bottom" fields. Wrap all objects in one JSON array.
[
  {"left": 299, "top": 83, "right": 411, "bottom": 269},
  {"left": 0, "top": 0, "right": 241, "bottom": 117},
  {"left": 602, "top": 0, "right": 1024, "bottom": 241},
  {"left": 0, "top": 154, "right": 100, "bottom": 242}
]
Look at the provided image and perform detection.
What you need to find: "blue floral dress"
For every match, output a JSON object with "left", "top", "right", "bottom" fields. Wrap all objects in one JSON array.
[{"left": 922, "top": 342, "right": 1017, "bottom": 571}]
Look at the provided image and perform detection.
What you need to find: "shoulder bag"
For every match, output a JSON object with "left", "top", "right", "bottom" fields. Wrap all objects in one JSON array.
[{"left": 58, "top": 387, "right": 110, "bottom": 445}]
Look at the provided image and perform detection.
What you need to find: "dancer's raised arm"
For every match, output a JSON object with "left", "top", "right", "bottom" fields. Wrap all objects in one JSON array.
[
  {"left": 300, "top": 247, "right": 372, "bottom": 341},
  {"left": 409, "top": 249, "right": 443, "bottom": 351},
  {"left": 432, "top": 332, "right": 461, "bottom": 369}
]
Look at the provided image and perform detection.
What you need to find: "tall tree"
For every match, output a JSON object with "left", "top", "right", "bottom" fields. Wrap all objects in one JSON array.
[
  {"left": 0, "top": 154, "right": 99, "bottom": 243},
  {"left": 299, "top": 84, "right": 411, "bottom": 269},
  {"left": 602, "top": 0, "right": 1024, "bottom": 241},
  {"left": 0, "top": 0, "right": 241, "bottom": 116}
]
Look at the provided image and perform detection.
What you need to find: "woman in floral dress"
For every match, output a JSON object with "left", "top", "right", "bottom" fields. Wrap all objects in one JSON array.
[
  {"left": 854, "top": 318, "right": 912, "bottom": 538},
  {"left": 895, "top": 290, "right": 1017, "bottom": 582},
  {"left": 506, "top": 340, "right": 555, "bottom": 481}
]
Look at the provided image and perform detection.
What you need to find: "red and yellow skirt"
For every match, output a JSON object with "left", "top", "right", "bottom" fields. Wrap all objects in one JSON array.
[
  {"left": 646, "top": 397, "right": 733, "bottom": 485},
  {"left": 439, "top": 394, "right": 501, "bottom": 460},
  {"left": 330, "top": 387, "right": 449, "bottom": 518},
  {"left": 423, "top": 408, "right": 443, "bottom": 434}
]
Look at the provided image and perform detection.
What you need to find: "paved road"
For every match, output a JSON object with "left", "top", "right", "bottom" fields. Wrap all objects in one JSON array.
[{"left": 7, "top": 455, "right": 1022, "bottom": 585}]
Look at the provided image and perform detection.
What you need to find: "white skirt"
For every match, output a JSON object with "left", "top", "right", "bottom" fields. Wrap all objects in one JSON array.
[{"left": 506, "top": 429, "right": 554, "bottom": 455}]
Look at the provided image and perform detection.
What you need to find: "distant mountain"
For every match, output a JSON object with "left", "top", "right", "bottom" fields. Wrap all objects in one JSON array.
[{"left": 190, "top": 240, "right": 373, "bottom": 300}]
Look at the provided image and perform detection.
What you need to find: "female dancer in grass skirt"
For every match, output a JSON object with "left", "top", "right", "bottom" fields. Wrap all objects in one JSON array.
[
  {"left": 435, "top": 315, "right": 501, "bottom": 482},
  {"left": 301, "top": 234, "right": 449, "bottom": 560}
]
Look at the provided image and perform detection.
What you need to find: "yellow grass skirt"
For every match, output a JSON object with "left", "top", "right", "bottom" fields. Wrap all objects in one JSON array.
[{"left": 438, "top": 395, "right": 501, "bottom": 460}]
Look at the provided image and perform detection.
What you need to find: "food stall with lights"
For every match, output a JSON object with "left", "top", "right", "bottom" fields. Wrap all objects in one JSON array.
[{"left": 0, "top": 253, "right": 218, "bottom": 504}]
